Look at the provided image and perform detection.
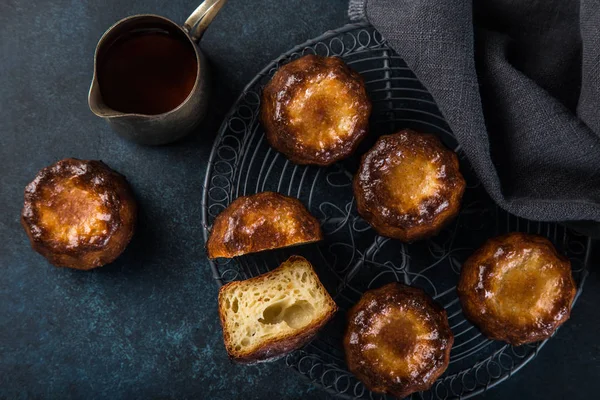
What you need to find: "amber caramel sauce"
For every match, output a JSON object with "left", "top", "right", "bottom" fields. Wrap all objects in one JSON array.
[{"left": 98, "top": 30, "right": 197, "bottom": 115}]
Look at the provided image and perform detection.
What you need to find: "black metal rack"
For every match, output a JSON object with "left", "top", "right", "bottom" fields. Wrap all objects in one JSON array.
[{"left": 201, "top": 23, "right": 590, "bottom": 399}]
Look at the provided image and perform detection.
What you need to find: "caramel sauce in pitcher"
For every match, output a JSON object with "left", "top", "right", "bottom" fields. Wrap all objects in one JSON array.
[{"left": 97, "top": 30, "right": 198, "bottom": 115}]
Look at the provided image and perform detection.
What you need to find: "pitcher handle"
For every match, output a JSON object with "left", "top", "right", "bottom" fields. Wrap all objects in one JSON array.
[{"left": 183, "top": 0, "right": 227, "bottom": 42}]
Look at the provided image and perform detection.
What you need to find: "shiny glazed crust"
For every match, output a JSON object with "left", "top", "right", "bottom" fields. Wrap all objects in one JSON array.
[
  {"left": 218, "top": 256, "right": 337, "bottom": 363},
  {"left": 344, "top": 283, "right": 453, "bottom": 398},
  {"left": 207, "top": 192, "right": 323, "bottom": 259},
  {"left": 260, "top": 55, "right": 371, "bottom": 166},
  {"left": 353, "top": 130, "right": 465, "bottom": 242},
  {"left": 457, "top": 232, "right": 576, "bottom": 346},
  {"left": 21, "top": 158, "right": 137, "bottom": 270}
]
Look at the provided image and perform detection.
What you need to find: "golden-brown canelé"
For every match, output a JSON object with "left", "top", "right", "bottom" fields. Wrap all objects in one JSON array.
[
  {"left": 207, "top": 191, "right": 323, "bottom": 259},
  {"left": 457, "top": 232, "right": 576, "bottom": 346},
  {"left": 354, "top": 129, "right": 465, "bottom": 242},
  {"left": 261, "top": 54, "right": 371, "bottom": 166},
  {"left": 344, "top": 283, "right": 453, "bottom": 399},
  {"left": 21, "top": 158, "right": 137, "bottom": 270}
]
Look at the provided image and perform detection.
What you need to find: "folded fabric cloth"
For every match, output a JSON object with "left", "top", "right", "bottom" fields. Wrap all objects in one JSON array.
[{"left": 349, "top": 0, "right": 600, "bottom": 236}]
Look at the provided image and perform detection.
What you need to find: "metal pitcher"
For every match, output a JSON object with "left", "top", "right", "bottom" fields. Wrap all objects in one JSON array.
[{"left": 88, "top": 0, "right": 226, "bottom": 145}]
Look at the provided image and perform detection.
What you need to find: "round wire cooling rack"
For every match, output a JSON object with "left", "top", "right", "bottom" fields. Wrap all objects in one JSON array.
[{"left": 201, "top": 22, "right": 591, "bottom": 399}]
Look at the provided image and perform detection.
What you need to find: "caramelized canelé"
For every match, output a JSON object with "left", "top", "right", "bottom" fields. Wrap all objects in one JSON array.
[
  {"left": 354, "top": 129, "right": 465, "bottom": 241},
  {"left": 344, "top": 283, "right": 453, "bottom": 399},
  {"left": 21, "top": 158, "right": 137, "bottom": 270},
  {"left": 458, "top": 232, "right": 576, "bottom": 346},
  {"left": 207, "top": 192, "right": 323, "bottom": 259},
  {"left": 261, "top": 55, "right": 371, "bottom": 166}
]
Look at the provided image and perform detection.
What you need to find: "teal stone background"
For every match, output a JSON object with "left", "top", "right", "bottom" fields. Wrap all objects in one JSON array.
[{"left": 0, "top": 1, "right": 598, "bottom": 399}]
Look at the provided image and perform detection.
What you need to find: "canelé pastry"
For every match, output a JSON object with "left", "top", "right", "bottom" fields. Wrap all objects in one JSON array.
[
  {"left": 207, "top": 191, "right": 323, "bottom": 259},
  {"left": 21, "top": 158, "right": 137, "bottom": 270},
  {"left": 260, "top": 54, "right": 371, "bottom": 166},
  {"left": 218, "top": 255, "right": 337, "bottom": 363},
  {"left": 457, "top": 232, "right": 576, "bottom": 346},
  {"left": 344, "top": 283, "right": 453, "bottom": 398},
  {"left": 353, "top": 129, "right": 465, "bottom": 241}
]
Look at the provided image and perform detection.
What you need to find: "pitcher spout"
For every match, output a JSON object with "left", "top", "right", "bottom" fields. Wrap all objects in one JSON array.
[{"left": 88, "top": 76, "right": 126, "bottom": 119}]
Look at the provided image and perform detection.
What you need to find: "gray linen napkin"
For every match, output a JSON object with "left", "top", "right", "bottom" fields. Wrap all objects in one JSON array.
[{"left": 348, "top": 0, "right": 600, "bottom": 236}]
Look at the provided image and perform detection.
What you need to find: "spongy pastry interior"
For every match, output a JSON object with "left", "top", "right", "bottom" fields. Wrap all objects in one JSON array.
[{"left": 220, "top": 259, "right": 334, "bottom": 355}]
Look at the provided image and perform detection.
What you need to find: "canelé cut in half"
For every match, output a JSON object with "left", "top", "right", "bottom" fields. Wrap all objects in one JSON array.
[
  {"left": 261, "top": 54, "right": 371, "bottom": 166},
  {"left": 354, "top": 129, "right": 465, "bottom": 242},
  {"left": 344, "top": 283, "right": 453, "bottom": 398},
  {"left": 458, "top": 232, "right": 576, "bottom": 346},
  {"left": 207, "top": 191, "right": 323, "bottom": 259},
  {"left": 218, "top": 255, "right": 337, "bottom": 363},
  {"left": 21, "top": 158, "right": 137, "bottom": 270}
]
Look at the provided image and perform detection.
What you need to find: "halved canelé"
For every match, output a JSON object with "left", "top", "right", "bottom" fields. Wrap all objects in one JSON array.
[
  {"left": 218, "top": 256, "right": 337, "bottom": 363},
  {"left": 21, "top": 158, "right": 137, "bottom": 270},
  {"left": 458, "top": 232, "right": 576, "bottom": 346},
  {"left": 207, "top": 192, "right": 323, "bottom": 259},
  {"left": 344, "top": 283, "right": 453, "bottom": 398},
  {"left": 354, "top": 129, "right": 465, "bottom": 241},
  {"left": 261, "top": 54, "right": 371, "bottom": 166}
]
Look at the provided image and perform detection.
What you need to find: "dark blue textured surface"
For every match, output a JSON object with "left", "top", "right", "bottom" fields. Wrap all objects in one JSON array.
[{"left": 0, "top": 1, "right": 598, "bottom": 399}]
